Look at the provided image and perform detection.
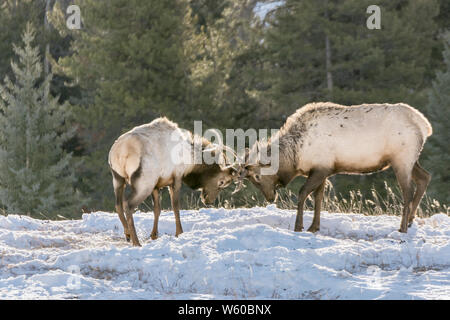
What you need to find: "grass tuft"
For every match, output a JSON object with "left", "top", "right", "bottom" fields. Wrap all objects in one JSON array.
[{"left": 179, "top": 180, "right": 448, "bottom": 217}]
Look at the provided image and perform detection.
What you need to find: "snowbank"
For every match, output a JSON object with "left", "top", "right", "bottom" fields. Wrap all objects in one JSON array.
[{"left": 0, "top": 207, "right": 449, "bottom": 299}]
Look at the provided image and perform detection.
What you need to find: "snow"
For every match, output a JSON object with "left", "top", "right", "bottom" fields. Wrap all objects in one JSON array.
[
  {"left": 0, "top": 207, "right": 449, "bottom": 299},
  {"left": 254, "top": 1, "right": 285, "bottom": 20}
]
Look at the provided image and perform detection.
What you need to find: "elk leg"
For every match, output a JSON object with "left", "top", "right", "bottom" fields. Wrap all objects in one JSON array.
[
  {"left": 124, "top": 190, "right": 140, "bottom": 246},
  {"left": 150, "top": 189, "right": 161, "bottom": 240},
  {"left": 124, "top": 183, "right": 154, "bottom": 246},
  {"left": 112, "top": 171, "right": 130, "bottom": 241},
  {"left": 409, "top": 162, "right": 431, "bottom": 226},
  {"left": 295, "top": 169, "right": 330, "bottom": 232},
  {"left": 169, "top": 178, "right": 183, "bottom": 237},
  {"left": 307, "top": 179, "right": 326, "bottom": 233},
  {"left": 393, "top": 166, "right": 414, "bottom": 233}
]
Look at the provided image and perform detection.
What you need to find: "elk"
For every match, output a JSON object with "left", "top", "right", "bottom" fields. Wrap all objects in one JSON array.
[
  {"left": 108, "top": 117, "right": 237, "bottom": 246},
  {"left": 236, "top": 102, "right": 432, "bottom": 234}
]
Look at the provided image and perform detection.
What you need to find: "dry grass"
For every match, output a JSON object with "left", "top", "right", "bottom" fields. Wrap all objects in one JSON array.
[
  {"left": 181, "top": 180, "right": 449, "bottom": 217},
  {"left": 4, "top": 180, "right": 445, "bottom": 220}
]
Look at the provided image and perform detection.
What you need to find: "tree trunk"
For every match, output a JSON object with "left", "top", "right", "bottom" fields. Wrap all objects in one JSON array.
[
  {"left": 44, "top": 0, "right": 52, "bottom": 75},
  {"left": 324, "top": 1, "right": 335, "bottom": 189},
  {"left": 325, "top": 34, "right": 333, "bottom": 94},
  {"left": 324, "top": 1, "right": 333, "bottom": 96}
]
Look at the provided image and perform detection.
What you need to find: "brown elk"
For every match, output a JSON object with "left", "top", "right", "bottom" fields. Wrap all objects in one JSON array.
[
  {"left": 236, "top": 102, "right": 432, "bottom": 234},
  {"left": 109, "top": 117, "right": 237, "bottom": 246}
]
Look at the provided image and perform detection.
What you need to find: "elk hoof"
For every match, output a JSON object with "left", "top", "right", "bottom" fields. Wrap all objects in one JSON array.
[
  {"left": 130, "top": 236, "right": 141, "bottom": 246},
  {"left": 307, "top": 226, "right": 320, "bottom": 233},
  {"left": 408, "top": 216, "right": 415, "bottom": 227},
  {"left": 398, "top": 228, "right": 408, "bottom": 233},
  {"left": 125, "top": 233, "right": 131, "bottom": 242},
  {"left": 294, "top": 227, "right": 303, "bottom": 232},
  {"left": 175, "top": 231, "right": 183, "bottom": 237},
  {"left": 151, "top": 233, "right": 158, "bottom": 240}
]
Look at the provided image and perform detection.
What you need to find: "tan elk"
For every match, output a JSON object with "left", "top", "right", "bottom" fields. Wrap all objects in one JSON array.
[
  {"left": 236, "top": 102, "right": 432, "bottom": 234},
  {"left": 108, "top": 117, "right": 237, "bottom": 246}
]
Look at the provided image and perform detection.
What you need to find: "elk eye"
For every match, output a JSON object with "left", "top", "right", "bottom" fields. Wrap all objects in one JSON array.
[
  {"left": 218, "top": 180, "right": 225, "bottom": 187},
  {"left": 254, "top": 174, "right": 261, "bottom": 182}
]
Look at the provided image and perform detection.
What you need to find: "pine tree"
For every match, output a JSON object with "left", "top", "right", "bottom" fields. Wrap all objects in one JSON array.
[
  {"left": 0, "top": 23, "right": 83, "bottom": 218},
  {"left": 261, "top": 0, "right": 439, "bottom": 121},
  {"left": 57, "top": 0, "right": 193, "bottom": 209},
  {"left": 258, "top": 0, "right": 440, "bottom": 198},
  {"left": 425, "top": 32, "right": 450, "bottom": 204},
  {"left": 185, "top": 0, "right": 264, "bottom": 129}
]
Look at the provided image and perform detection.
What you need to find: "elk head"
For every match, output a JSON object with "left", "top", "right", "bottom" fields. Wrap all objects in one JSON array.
[
  {"left": 195, "top": 143, "right": 239, "bottom": 205},
  {"left": 233, "top": 143, "right": 281, "bottom": 202}
]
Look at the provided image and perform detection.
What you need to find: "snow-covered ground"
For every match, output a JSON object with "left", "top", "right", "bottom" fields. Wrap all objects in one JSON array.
[{"left": 0, "top": 206, "right": 449, "bottom": 299}]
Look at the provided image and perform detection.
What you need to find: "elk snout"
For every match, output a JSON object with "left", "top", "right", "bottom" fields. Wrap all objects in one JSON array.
[{"left": 200, "top": 191, "right": 215, "bottom": 205}]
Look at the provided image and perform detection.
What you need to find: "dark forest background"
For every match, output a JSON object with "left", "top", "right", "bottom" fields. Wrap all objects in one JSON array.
[{"left": 0, "top": 0, "right": 448, "bottom": 218}]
